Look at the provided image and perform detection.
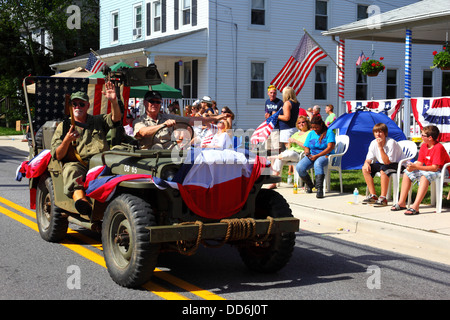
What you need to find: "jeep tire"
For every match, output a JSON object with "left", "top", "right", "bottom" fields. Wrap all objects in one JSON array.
[
  {"left": 36, "top": 175, "right": 69, "bottom": 242},
  {"left": 238, "top": 189, "right": 296, "bottom": 273},
  {"left": 102, "top": 194, "right": 160, "bottom": 288}
]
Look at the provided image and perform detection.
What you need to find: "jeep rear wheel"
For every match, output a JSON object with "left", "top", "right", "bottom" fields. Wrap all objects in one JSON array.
[
  {"left": 238, "top": 189, "right": 296, "bottom": 273},
  {"left": 102, "top": 194, "right": 160, "bottom": 288},
  {"left": 36, "top": 175, "right": 68, "bottom": 242}
]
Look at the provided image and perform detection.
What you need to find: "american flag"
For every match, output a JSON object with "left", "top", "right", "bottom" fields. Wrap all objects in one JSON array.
[
  {"left": 85, "top": 52, "right": 106, "bottom": 73},
  {"left": 250, "top": 108, "right": 282, "bottom": 145},
  {"left": 33, "top": 76, "right": 130, "bottom": 131},
  {"left": 271, "top": 33, "right": 327, "bottom": 95},
  {"left": 356, "top": 51, "right": 366, "bottom": 66},
  {"left": 200, "top": 124, "right": 218, "bottom": 146}
]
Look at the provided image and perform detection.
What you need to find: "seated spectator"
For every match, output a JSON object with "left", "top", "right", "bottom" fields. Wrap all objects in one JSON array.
[
  {"left": 325, "top": 104, "right": 337, "bottom": 127},
  {"left": 124, "top": 114, "right": 134, "bottom": 136},
  {"left": 312, "top": 105, "right": 322, "bottom": 120},
  {"left": 268, "top": 115, "right": 311, "bottom": 189},
  {"left": 296, "top": 117, "right": 335, "bottom": 198},
  {"left": 204, "top": 120, "right": 232, "bottom": 149},
  {"left": 362, "top": 123, "right": 404, "bottom": 206},
  {"left": 221, "top": 106, "right": 235, "bottom": 129},
  {"left": 391, "top": 125, "right": 450, "bottom": 215},
  {"left": 184, "top": 104, "right": 192, "bottom": 117}
]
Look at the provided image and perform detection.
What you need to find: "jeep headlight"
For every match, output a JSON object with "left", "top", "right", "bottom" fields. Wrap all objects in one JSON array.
[{"left": 161, "top": 165, "right": 179, "bottom": 182}]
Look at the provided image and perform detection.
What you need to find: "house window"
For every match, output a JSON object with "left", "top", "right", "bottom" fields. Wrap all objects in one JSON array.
[
  {"left": 357, "top": 4, "right": 369, "bottom": 21},
  {"left": 251, "top": 0, "right": 265, "bottom": 25},
  {"left": 386, "top": 69, "right": 397, "bottom": 99},
  {"left": 133, "top": 5, "right": 142, "bottom": 39},
  {"left": 315, "top": 66, "right": 327, "bottom": 100},
  {"left": 182, "top": 0, "right": 191, "bottom": 25},
  {"left": 251, "top": 62, "right": 265, "bottom": 99},
  {"left": 183, "top": 61, "right": 192, "bottom": 98},
  {"left": 315, "top": 0, "right": 328, "bottom": 31},
  {"left": 423, "top": 70, "right": 433, "bottom": 97},
  {"left": 112, "top": 11, "right": 119, "bottom": 42},
  {"left": 154, "top": 1, "right": 161, "bottom": 32},
  {"left": 356, "top": 68, "right": 367, "bottom": 100}
]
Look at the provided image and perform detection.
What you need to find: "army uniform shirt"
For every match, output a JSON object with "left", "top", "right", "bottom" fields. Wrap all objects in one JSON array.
[
  {"left": 50, "top": 113, "right": 115, "bottom": 162},
  {"left": 133, "top": 112, "right": 190, "bottom": 150}
]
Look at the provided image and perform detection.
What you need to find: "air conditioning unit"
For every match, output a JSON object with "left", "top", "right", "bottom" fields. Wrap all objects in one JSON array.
[{"left": 133, "top": 28, "right": 142, "bottom": 38}]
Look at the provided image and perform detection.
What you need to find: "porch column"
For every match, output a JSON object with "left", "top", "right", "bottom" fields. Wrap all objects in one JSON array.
[
  {"left": 337, "top": 38, "right": 346, "bottom": 116},
  {"left": 403, "top": 28, "right": 412, "bottom": 138}
]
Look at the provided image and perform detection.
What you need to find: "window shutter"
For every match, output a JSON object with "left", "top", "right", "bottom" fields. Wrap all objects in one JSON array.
[
  {"left": 174, "top": 0, "right": 179, "bottom": 30},
  {"left": 174, "top": 61, "right": 180, "bottom": 90},
  {"left": 192, "top": 59, "right": 198, "bottom": 98},
  {"left": 146, "top": 2, "right": 151, "bottom": 36},
  {"left": 192, "top": 0, "right": 197, "bottom": 26},
  {"left": 162, "top": 0, "right": 166, "bottom": 33}
]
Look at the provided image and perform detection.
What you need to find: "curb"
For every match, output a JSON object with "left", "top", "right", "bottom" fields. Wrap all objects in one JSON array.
[{"left": 290, "top": 202, "right": 450, "bottom": 265}]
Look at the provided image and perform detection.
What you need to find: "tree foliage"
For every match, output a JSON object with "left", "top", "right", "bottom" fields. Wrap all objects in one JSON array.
[{"left": 0, "top": 0, "right": 99, "bottom": 113}]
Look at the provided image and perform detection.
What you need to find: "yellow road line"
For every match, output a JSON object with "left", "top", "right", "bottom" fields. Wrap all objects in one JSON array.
[
  {"left": 0, "top": 197, "right": 225, "bottom": 300},
  {"left": 0, "top": 202, "right": 187, "bottom": 300}
]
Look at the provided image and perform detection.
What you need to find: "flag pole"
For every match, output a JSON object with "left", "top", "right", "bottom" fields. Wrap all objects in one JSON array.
[
  {"left": 303, "top": 28, "right": 341, "bottom": 72},
  {"left": 90, "top": 48, "right": 102, "bottom": 59}
]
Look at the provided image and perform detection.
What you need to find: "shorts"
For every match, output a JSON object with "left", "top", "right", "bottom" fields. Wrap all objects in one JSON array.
[
  {"left": 369, "top": 162, "right": 399, "bottom": 178},
  {"left": 404, "top": 169, "right": 442, "bottom": 183},
  {"left": 280, "top": 128, "right": 297, "bottom": 143}
]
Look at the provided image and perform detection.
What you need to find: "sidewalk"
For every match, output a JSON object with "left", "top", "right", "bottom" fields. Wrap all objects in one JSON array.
[
  {"left": 274, "top": 183, "right": 450, "bottom": 266},
  {"left": 2, "top": 135, "right": 450, "bottom": 265}
]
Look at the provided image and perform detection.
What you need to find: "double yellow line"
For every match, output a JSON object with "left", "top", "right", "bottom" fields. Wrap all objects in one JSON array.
[{"left": 0, "top": 196, "right": 224, "bottom": 300}]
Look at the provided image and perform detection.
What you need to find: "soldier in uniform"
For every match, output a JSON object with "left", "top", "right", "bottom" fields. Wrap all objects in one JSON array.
[
  {"left": 133, "top": 91, "right": 229, "bottom": 150},
  {"left": 50, "top": 81, "right": 121, "bottom": 217}
]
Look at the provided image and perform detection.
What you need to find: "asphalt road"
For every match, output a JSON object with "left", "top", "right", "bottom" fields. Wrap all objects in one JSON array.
[{"left": 1, "top": 145, "right": 449, "bottom": 303}]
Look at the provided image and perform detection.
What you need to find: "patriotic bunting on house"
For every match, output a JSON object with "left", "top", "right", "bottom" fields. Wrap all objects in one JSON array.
[
  {"left": 346, "top": 98, "right": 403, "bottom": 120},
  {"left": 411, "top": 97, "right": 450, "bottom": 142}
]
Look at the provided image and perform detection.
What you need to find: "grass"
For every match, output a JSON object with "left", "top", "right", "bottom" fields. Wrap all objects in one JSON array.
[
  {"left": 281, "top": 166, "right": 450, "bottom": 206},
  {"left": 0, "top": 127, "right": 22, "bottom": 136}
]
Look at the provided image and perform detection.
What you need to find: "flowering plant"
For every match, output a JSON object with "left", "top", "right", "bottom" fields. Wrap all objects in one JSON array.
[
  {"left": 431, "top": 44, "right": 450, "bottom": 69},
  {"left": 360, "top": 57, "right": 385, "bottom": 76}
]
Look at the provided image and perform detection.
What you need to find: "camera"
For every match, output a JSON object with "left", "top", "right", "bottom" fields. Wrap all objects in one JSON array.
[{"left": 102, "top": 63, "right": 162, "bottom": 87}]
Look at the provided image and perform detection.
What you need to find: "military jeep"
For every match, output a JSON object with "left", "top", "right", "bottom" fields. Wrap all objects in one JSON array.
[{"left": 22, "top": 68, "right": 299, "bottom": 288}]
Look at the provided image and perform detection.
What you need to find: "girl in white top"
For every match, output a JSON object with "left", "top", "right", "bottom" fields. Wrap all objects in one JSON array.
[
  {"left": 362, "top": 123, "right": 404, "bottom": 206},
  {"left": 206, "top": 120, "right": 233, "bottom": 149}
]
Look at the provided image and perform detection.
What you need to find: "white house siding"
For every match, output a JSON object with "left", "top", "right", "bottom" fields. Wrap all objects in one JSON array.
[{"left": 98, "top": 0, "right": 441, "bottom": 130}]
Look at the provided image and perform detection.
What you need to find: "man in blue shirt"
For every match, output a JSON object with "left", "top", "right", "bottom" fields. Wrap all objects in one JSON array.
[{"left": 265, "top": 85, "right": 283, "bottom": 152}]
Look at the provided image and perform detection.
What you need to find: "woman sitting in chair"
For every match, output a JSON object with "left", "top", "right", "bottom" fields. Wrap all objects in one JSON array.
[
  {"left": 296, "top": 117, "right": 335, "bottom": 198},
  {"left": 268, "top": 115, "right": 311, "bottom": 189}
]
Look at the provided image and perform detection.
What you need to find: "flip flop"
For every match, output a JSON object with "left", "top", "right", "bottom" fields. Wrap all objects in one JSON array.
[
  {"left": 390, "top": 203, "right": 407, "bottom": 211},
  {"left": 404, "top": 208, "right": 420, "bottom": 215}
]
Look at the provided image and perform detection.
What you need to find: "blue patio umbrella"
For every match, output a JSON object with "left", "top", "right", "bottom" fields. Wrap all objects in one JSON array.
[{"left": 328, "top": 110, "right": 406, "bottom": 170}]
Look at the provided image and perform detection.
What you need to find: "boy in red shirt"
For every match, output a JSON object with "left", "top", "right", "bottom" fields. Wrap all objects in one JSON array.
[{"left": 391, "top": 125, "right": 450, "bottom": 215}]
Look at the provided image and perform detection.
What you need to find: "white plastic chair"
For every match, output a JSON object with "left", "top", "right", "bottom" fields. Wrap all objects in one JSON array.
[
  {"left": 390, "top": 140, "right": 418, "bottom": 204},
  {"left": 431, "top": 143, "right": 450, "bottom": 213},
  {"left": 324, "top": 135, "right": 350, "bottom": 194}
]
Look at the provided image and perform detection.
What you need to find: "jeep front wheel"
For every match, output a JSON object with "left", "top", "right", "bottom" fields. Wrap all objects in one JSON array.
[
  {"left": 35, "top": 175, "right": 68, "bottom": 242},
  {"left": 238, "top": 189, "right": 296, "bottom": 273},
  {"left": 102, "top": 194, "right": 160, "bottom": 288}
]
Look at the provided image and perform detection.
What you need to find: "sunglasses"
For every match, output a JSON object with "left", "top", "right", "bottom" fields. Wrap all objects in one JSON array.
[
  {"left": 147, "top": 99, "right": 162, "bottom": 104},
  {"left": 72, "top": 102, "right": 86, "bottom": 108},
  {"left": 298, "top": 121, "right": 306, "bottom": 124}
]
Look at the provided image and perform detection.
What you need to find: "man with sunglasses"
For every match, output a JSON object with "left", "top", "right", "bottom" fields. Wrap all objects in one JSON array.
[
  {"left": 50, "top": 81, "right": 121, "bottom": 218},
  {"left": 134, "top": 91, "right": 229, "bottom": 150}
]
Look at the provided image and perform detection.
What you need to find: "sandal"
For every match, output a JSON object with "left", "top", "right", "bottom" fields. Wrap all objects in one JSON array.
[
  {"left": 404, "top": 208, "right": 420, "bottom": 215},
  {"left": 390, "top": 203, "right": 407, "bottom": 211}
]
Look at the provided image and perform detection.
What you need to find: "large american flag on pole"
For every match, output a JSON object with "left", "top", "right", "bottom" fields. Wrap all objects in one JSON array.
[
  {"left": 271, "top": 33, "right": 327, "bottom": 95},
  {"left": 33, "top": 77, "right": 130, "bottom": 131}
]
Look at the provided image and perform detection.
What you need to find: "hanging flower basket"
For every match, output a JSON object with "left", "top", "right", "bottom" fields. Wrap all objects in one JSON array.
[
  {"left": 360, "top": 57, "right": 385, "bottom": 76},
  {"left": 431, "top": 44, "right": 450, "bottom": 70}
]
